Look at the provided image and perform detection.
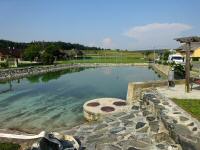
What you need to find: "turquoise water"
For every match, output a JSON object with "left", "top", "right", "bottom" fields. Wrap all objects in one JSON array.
[{"left": 0, "top": 66, "right": 161, "bottom": 132}]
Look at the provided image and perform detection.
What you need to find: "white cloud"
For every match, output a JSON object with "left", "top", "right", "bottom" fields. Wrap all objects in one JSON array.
[
  {"left": 124, "top": 23, "right": 192, "bottom": 49},
  {"left": 102, "top": 37, "right": 113, "bottom": 48}
]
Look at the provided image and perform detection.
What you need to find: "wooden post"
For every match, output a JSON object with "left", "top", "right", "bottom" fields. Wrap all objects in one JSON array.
[
  {"left": 185, "top": 42, "right": 191, "bottom": 93},
  {"left": 175, "top": 36, "right": 200, "bottom": 92}
]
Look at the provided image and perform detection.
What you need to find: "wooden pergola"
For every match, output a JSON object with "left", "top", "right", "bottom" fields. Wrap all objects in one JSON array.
[{"left": 175, "top": 36, "right": 200, "bottom": 93}]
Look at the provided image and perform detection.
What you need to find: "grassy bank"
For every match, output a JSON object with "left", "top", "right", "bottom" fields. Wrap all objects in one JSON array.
[
  {"left": 58, "top": 50, "right": 147, "bottom": 64},
  {"left": 1, "top": 50, "right": 149, "bottom": 69},
  {"left": 58, "top": 56, "right": 146, "bottom": 64},
  {"left": 0, "top": 142, "right": 21, "bottom": 150},
  {"left": 172, "top": 98, "right": 200, "bottom": 121}
]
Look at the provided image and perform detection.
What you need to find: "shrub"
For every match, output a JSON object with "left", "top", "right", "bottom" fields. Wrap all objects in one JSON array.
[
  {"left": 174, "top": 64, "right": 185, "bottom": 79},
  {"left": 163, "top": 61, "right": 168, "bottom": 65},
  {"left": 0, "top": 142, "right": 21, "bottom": 150},
  {"left": 41, "top": 52, "right": 55, "bottom": 65},
  {"left": 0, "top": 62, "right": 9, "bottom": 68},
  {"left": 192, "top": 57, "right": 199, "bottom": 61},
  {"left": 163, "top": 50, "right": 171, "bottom": 61}
]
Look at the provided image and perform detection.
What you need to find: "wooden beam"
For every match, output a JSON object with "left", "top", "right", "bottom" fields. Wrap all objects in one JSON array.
[
  {"left": 185, "top": 42, "right": 191, "bottom": 93},
  {"left": 175, "top": 36, "right": 200, "bottom": 43}
]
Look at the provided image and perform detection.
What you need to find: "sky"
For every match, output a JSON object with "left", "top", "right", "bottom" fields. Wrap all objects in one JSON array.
[{"left": 0, "top": 0, "right": 200, "bottom": 50}]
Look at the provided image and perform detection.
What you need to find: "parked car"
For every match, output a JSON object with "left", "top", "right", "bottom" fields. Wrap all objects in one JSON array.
[{"left": 168, "top": 54, "right": 184, "bottom": 64}]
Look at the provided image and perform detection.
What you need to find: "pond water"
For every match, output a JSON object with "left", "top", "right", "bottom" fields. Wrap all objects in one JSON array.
[{"left": 0, "top": 66, "right": 162, "bottom": 132}]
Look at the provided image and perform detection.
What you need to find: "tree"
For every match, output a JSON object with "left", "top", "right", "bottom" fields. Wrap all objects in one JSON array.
[
  {"left": 143, "top": 51, "right": 153, "bottom": 61},
  {"left": 41, "top": 52, "right": 55, "bottom": 65},
  {"left": 163, "top": 50, "right": 171, "bottom": 61},
  {"left": 40, "top": 45, "right": 59, "bottom": 65},
  {"left": 23, "top": 44, "right": 41, "bottom": 61}
]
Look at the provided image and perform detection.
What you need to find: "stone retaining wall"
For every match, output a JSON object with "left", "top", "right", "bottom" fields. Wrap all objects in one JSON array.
[
  {"left": 126, "top": 80, "right": 185, "bottom": 104},
  {"left": 0, "top": 63, "right": 148, "bottom": 82},
  {"left": 149, "top": 64, "right": 170, "bottom": 78},
  {"left": 142, "top": 90, "right": 200, "bottom": 150},
  {"left": 127, "top": 80, "right": 168, "bottom": 104}
]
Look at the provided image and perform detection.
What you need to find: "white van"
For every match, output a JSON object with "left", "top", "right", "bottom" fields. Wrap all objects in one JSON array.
[{"left": 168, "top": 54, "right": 184, "bottom": 64}]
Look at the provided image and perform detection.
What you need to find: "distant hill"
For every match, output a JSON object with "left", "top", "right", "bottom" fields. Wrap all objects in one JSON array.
[{"left": 0, "top": 39, "right": 103, "bottom": 51}]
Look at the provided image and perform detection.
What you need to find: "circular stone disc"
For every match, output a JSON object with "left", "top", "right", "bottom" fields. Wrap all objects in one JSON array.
[{"left": 83, "top": 98, "right": 130, "bottom": 121}]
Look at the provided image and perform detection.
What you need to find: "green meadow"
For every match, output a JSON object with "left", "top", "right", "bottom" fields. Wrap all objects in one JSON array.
[{"left": 172, "top": 99, "right": 200, "bottom": 121}]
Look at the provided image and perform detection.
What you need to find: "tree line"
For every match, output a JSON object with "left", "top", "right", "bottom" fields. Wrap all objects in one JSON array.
[
  {"left": 0, "top": 39, "right": 103, "bottom": 50},
  {"left": 0, "top": 39, "right": 104, "bottom": 65}
]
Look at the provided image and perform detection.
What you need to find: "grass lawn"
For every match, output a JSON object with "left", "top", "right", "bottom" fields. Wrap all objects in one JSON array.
[
  {"left": 58, "top": 50, "right": 149, "bottom": 64},
  {"left": 0, "top": 142, "right": 21, "bottom": 150},
  {"left": 58, "top": 56, "right": 146, "bottom": 64},
  {"left": 172, "top": 98, "right": 200, "bottom": 121}
]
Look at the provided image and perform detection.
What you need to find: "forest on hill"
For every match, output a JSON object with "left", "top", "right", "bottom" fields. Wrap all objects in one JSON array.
[{"left": 0, "top": 39, "right": 103, "bottom": 51}]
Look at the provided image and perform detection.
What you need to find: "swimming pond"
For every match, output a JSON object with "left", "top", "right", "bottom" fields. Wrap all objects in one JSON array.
[{"left": 0, "top": 66, "right": 162, "bottom": 132}]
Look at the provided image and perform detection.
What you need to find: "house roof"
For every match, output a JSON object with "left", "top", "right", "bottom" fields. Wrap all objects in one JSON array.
[
  {"left": 176, "top": 42, "right": 200, "bottom": 52},
  {"left": 0, "top": 49, "right": 22, "bottom": 58},
  {"left": 175, "top": 36, "right": 200, "bottom": 43}
]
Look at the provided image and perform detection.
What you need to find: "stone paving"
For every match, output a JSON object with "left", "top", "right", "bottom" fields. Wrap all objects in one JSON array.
[
  {"left": 58, "top": 87, "right": 200, "bottom": 150},
  {"left": 61, "top": 110, "right": 177, "bottom": 150},
  {"left": 60, "top": 92, "right": 183, "bottom": 149},
  {"left": 157, "top": 84, "right": 200, "bottom": 99}
]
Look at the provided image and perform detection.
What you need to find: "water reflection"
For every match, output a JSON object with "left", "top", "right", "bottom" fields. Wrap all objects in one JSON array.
[
  {"left": 26, "top": 67, "right": 89, "bottom": 83},
  {"left": 0, "top": 81, "right": 13, "bottom": 94}
]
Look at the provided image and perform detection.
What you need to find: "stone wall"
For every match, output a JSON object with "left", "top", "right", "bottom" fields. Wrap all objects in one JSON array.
[
  {"left": 126, "top": 80, "right": 185, "bottom": 104},
  {"left": 141, "top": 90, "right": 200, "bottom": 150},
  {"left": 127, "top": 81, "right": 168, "bottom": 104},
  {"left": 150, "top": 64, "right": 170, "bottom": 78},
  {"left": 0, "top": 63, "right": 148, "bottom": 82}
]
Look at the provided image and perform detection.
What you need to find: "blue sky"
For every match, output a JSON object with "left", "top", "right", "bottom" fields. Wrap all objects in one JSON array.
[{"left": 0, "top": 0, "right": 199, "bottom": 50}]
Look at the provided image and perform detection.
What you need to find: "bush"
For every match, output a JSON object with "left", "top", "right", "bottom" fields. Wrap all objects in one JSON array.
[
  {"left": 156, "top": 60, "right": 162, "bottom": 64},
  {"left": 0, "top": 62, "right": 9, "bottom": 68},
  {"left": 163, "top": 61, "right": 168, "bottom": 65},
  {"left": 174, "top": 64, "right": 185, "bottom": 79},
  {"left": 0, "top": 142, "right": 21, "bottom": 150},
  {"left": 41, "top": 52, "right": 55, "bottom": 65},
  {"left": 163, "top": 50, "right": 171, "bottom": 61},
  {"left": 192, "top": 57, "right": 199, "bottom": 61}
]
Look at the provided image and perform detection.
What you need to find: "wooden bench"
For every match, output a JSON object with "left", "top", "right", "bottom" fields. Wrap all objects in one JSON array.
[{"left": 190, "top": 77, "right": 200, "bottom": 90}]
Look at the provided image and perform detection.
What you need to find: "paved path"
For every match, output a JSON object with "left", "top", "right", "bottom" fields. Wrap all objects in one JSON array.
[{"left": 157, "top": 84, "right": 200, "bottom": 99}]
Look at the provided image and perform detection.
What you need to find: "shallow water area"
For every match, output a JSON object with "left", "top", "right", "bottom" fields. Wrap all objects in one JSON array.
[{"left": 0, "top": 66, "right": 162, "bottom": 132}]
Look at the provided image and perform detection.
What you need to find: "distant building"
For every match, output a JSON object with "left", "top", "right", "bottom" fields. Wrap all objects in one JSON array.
[
  {"left": 0, "top": 51, "right": 8, "bottom": 62},
  {"left": 0, "top": 49, "right": 23, "bottom": 67},
  {"left": 176, "top": 42, "right": 200, "bottom": 61}
]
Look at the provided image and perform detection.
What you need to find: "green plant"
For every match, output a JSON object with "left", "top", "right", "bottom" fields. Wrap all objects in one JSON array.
[
  {"left": 172, "top": 99, "right": 200, "bottom": 121},
  {"left": 169, "top": 62, "right": 175, "bottom": 68},
  {"left": 173, "top": 64, "right": 185, "bottom": 79},
  {"left": 41, "top": 52, "right": 55, "bottom": 65},
  {"left": 163, "top": 61, "right": 168, "bottom": 65},
  {"left": 163, "top": 50, "right": 171, "bottom": 61},
  {"left": 0, "top": 142, "right": 20, "bottom": 150},
  {"left": 23, "top": 44, "right": 41, "bottom": 61},
  {"left": 157, "top": 60, "right": 162, "bottom": 64},
  {"left": 0, "top": 62, "right": 9, "bottom": 68}
]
